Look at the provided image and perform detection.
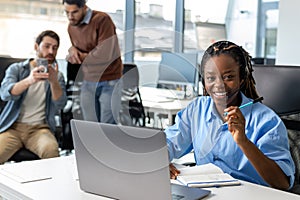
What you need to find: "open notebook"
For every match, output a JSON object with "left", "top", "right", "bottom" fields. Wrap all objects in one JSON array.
[{"left": 175, "top": 163, "right": 241, "bottom": 188}]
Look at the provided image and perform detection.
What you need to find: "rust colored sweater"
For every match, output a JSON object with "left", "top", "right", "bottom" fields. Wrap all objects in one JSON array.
[{"left": 68, "top": 10, "right": 123, "bottom": 82}]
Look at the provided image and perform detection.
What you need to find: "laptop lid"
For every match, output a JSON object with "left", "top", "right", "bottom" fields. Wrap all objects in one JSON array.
[{"left": 70, "top": 119, "right": 210, "bottom": 200}]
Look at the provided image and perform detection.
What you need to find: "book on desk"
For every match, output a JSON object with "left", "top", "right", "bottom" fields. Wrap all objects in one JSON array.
[{"left": 175, "top": 163, "right": 241, "bottom": 188}]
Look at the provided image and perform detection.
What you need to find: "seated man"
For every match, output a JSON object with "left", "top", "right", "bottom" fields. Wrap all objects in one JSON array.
[{"left": 0, "top": 30, "right": 67, "bottom": 164}]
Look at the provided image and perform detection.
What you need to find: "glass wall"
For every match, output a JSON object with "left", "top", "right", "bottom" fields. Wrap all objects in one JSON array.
[
  {"left": 0, "top": 0, "right": 125, "bottom": 59},
  {"left": 265, "top": 9, "right": 278, "bottom": 58},
  {"left": 134, "top": 1, "right": 175, "bottom": 59},
  {"left": 184, "top": 0, "right": 229, "bottom": 52},
  {"left": 0, "top": 0, "right": 67, "bottom": 58},
  {"left": 255, "top": 0, "right": 279, "bottom": 62},
  {"left": 133, "top": 1, "right": 176, "bottom": 86},
  {"left": 0, "top": 0, "right": 280, "bottom": 61},
  {"left": 132, "top": 0, "right": 230, "bottom": 57}
]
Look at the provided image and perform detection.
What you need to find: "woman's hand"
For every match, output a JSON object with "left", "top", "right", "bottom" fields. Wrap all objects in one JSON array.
[
  {"left": 169, "top": 163, "right": 180, "bottom": 179},
  {"left": 224, "top": 106, "right": 290, "bottom": 190},
  {"left": 224, "top": 106, "right": 248, "bottom": 145}
]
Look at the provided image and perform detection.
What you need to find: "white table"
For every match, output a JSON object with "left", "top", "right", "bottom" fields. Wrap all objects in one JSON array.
[
  {"left": 0, "top": 155, "right": 299, "bottom": 200},
  {"left": 0, "top": 156, "right": 107, "bottom": 200},
  {"left": 140, "top": 87, "right": 193, "bottom": 126}
]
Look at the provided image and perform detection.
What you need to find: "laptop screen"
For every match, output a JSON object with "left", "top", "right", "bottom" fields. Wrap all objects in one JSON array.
[
  {"left": 71, "top": 120, "right": 172, "bottom": 199},
  {"left": 71, "top": 119, "right": 210, "bottom": 200}
]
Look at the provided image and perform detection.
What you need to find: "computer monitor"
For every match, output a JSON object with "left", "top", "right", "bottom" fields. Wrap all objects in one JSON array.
[
  {"left": 157, "top": 52, "right": 200, "bottom": 97},
  {"left": 252, "top": 64, "right": 300, "bottom": 115}
]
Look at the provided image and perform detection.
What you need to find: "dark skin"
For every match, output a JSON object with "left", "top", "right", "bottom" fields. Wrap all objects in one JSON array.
[{"left": 170, "top": 54, "right": 290, "bottom": 190}]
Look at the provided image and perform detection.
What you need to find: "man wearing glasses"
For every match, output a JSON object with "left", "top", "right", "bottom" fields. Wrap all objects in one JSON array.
[{"left": 63, "top": 0, "right": 123, "bottom": 124}]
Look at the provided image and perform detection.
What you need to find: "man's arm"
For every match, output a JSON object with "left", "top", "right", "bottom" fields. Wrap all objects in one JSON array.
[
  {"left": 10, "top": 63, "right": 49, "bottom": 96},
  {"left": 66, "top": 46, "right": 88, "bottom": 64}
]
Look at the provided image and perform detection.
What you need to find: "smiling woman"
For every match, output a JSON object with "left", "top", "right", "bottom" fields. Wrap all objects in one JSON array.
[{"left": 166, "top": 40, "right": 295, "bottom": 191}]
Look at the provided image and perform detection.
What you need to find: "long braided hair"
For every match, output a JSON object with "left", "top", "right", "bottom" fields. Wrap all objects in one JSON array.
[{"left": 200, "top": 40, "right": 260, "bottom": 100}]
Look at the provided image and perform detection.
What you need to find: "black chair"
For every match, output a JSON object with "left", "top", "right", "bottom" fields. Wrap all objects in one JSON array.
[
  {"left": 252, "top": 64, "right": 300, "bottom": 194},
  {"left": 283, "top": 116, "right": 300, "bottom": 194},
  {"left": 56, "top": 62, "right": 83, "bottom": 154},
  {"left": 119, "top": 63, "right": 145, "bottom": 126},
  {"left": 0, "top": 56, "right": 40, "bottom": 162},
  {"left": 7, "top": 148, "right": 40, "bottom": 162},
  {"left": 56, "top": 102, "right": 75, "bottom": 153}
]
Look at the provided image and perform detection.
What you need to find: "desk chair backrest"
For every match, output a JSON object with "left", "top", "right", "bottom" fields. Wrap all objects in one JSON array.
[
  {"left": 0, "top": 57, "right": 25, "bottom": 83},
  {"left": 56, "top": 62, "right": 81, "bottom": 152},
  {"left": 120, "top": 63, "right": 145, "bottom": 126},
  {"left": 253, "top": 64, "right": 300, "bottom": 194},
  {"left": 65, "top": 62, "right": 82, "bottom": 88},
  {"left": 122, "top": 63, "right": 139, "bottom": 90},
  {"left": 252, "top": 65, "right": 300, "bottom": 116}
]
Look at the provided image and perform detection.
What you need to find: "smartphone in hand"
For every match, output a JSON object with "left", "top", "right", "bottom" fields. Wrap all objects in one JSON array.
[{"left": 36, "top": 58, "right": 48, "bottom": 73}]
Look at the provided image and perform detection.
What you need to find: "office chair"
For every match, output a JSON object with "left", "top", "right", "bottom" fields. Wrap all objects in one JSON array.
[
  {"left": 253, "top": 64, "right": 300, "bottom": 194},
  {"left": 119, "top": 63, "right": 145, "bottom": 126},
  {"left": 55, "top": 62, "right": 84, "bottom": 154},
  {"left": 7, "top": 148, "right": 40, "bottom": 162}
]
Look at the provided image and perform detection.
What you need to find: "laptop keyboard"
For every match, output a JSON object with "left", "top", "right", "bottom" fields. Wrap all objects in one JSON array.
[{"left": 172, "top": 193, "right": 185, "bottom": 200}]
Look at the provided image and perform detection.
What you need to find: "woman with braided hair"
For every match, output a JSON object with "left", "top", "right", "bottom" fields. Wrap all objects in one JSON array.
[{"left": 166, "top": 41, "right": 295, "bottom": 190}]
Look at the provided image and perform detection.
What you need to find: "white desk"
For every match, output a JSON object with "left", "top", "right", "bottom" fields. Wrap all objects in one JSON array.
[
  {"left": 0, "top": 155, "right": 299, "bottom": 200},
  {"left": 0, "top": 156, "right": 107, "bottom": 200},
  {"left": 140, "top": 87, "right": 193, "bottom": 126}
]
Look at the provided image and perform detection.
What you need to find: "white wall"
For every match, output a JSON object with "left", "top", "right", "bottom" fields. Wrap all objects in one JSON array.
[{"left": 276, "top": 0, "right": 300, "bottom": 65}]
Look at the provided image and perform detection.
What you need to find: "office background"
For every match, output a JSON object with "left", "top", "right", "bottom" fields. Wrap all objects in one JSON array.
[
  {"left": 0, "top": 0, "right": 284, "bottom": 61},
  {"left": 1, "top": 0, "right": 289, "bottom": 87}
]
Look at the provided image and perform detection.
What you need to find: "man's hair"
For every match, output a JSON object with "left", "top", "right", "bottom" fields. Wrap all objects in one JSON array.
[
  {"left": 35, "top": 30, "right": 60, "bottom": 47},
  {"left": 200, "top": 40, "right": 259, "bottom": 100},
  {"left": 62, "top": 0, "right": 86, "bottom": 8}
]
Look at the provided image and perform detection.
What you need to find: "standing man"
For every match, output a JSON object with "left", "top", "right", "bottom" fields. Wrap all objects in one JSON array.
[
  {"left": 0, "top": 30, "right": 67, "bottom": 163},
  {"left": 63, "top": 0, "right": 123, "bottom": 123}
]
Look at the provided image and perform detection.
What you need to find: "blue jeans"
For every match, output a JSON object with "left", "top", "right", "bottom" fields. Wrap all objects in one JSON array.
[{"left": 80, "top": 79, "right": 122, "bottom": 124}]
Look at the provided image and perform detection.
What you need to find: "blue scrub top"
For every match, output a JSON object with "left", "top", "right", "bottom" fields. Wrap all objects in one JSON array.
[{"left": 165, "top": 93, "right": 295, "bottom": 188}]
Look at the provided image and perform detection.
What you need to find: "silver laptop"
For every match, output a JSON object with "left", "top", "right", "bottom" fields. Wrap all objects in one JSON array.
[{"left": 70, "top": 119, "right": 210, "bottom": 200}]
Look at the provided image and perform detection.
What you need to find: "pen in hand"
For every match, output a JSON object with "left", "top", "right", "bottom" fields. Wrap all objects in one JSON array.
[{"left": 223, "top": 96, "right": 264, "bottom": 116}]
